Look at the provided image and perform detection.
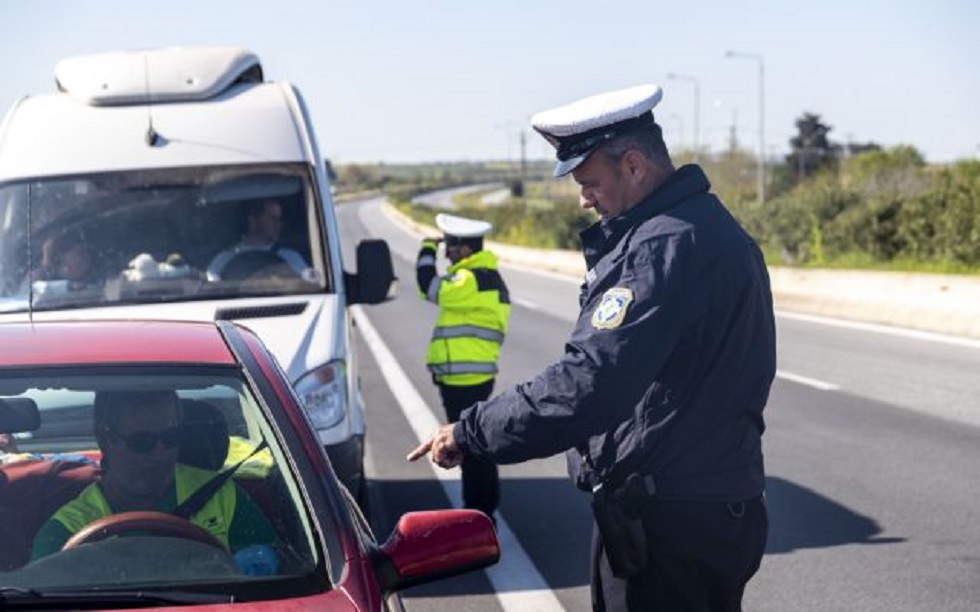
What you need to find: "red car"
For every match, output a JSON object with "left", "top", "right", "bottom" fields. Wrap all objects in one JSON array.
[{"left": 0, "top": 320, "right": 498, "bottom": 610}]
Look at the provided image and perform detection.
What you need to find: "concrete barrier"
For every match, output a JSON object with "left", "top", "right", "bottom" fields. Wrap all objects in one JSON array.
[{"left": 384, "top": 203, "right": 980, "bottom": 340}]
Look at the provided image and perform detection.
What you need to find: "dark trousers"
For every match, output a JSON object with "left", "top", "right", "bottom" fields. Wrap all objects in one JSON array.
[
  {"left": 592, "top": 495, "right": 768, "bottom": 612},
  {"left": 437, "top": 379, "right": 499, "bottom": 517}
]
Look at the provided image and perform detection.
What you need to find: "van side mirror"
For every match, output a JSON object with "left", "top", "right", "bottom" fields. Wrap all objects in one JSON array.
[{"left": 346, "top": 239, "right": 396, "bottom": 305}]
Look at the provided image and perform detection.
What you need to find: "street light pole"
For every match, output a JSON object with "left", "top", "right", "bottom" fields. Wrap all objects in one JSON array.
[
  {"left": 667, "top": 72, "right": 700, "bottom": 162},
  {"left": 725, "top": 50, "right": 765, "bottom": 206},
  {"left": 668, "top": 113, "right": 685, "bottom": 149}
]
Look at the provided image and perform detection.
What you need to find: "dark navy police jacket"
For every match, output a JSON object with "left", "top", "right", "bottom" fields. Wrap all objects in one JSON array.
[{"left": 454, "top": 165, "right": 776, "bottom": 501}]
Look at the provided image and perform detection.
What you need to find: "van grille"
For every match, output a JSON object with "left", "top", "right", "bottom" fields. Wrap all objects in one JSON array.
[{"left": 215, "top": 302, "right": 308, "bottom": 321}]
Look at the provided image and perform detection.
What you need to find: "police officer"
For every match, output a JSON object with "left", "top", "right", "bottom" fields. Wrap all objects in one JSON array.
[
  {"left": 416, "top": 213, "right": 511, "bottom": 521},
  {"left": 409, "top": 84, "right": 776, "bottom": 611}
]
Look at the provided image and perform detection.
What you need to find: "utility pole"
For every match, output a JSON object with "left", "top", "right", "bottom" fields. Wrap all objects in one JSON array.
[
  {"left": 519, "top": 129, "right": 527, "bottom": 209},
  {"left": 667, "top": 72, "right": 701, "bottom": 162},
  {"left": 668, "top": 113, "right": 685, "bottom": 150},
  {"left": 713, "top": 99, "right": 738, "bottom": 153},
  {"left": 726, "top": 50, "right": 766, "bottom": 206},
  {"left": 729, "top": 107, "right": 739, "bottom": 153}
]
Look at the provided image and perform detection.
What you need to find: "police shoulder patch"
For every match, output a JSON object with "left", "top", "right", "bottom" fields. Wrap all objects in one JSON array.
[{"left": 591, "top": 287, "right": 634, "bottom": 329}]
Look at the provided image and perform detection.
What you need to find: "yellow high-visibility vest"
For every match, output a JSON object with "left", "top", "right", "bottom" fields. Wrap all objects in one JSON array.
[
  {"left": 419, "top": 246, "right": 511, "bottom": 386},
  {"left": 52, "top": 463, "right": 237, "bottom": 549}
]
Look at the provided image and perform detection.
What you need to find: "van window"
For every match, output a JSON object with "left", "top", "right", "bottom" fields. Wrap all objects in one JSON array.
[{"left": 0, "top": 164, "right": 330, "bottom": 313}]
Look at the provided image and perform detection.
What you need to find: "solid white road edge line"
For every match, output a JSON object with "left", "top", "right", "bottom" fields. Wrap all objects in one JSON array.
[
  {"left": 775, "top": 310, "right": 980, "bottom": 349},
  {"left": 775, "top": 370, "right": 839, "bottom": 391},
  {"left": 352, "top": 305, "right": 568, "bottom": 612}
]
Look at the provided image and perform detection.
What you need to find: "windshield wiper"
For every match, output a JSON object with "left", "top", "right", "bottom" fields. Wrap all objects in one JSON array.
[{"left": 0, "top": 586, "right": 234, "bottom": 608}]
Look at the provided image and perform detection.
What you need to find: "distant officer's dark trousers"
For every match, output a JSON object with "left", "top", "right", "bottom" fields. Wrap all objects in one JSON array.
[
  {"left": 592, "top": 494, "right": 768, "bottom": 612},
  {"left": 437, "top": 379, "right": 498, "bottom": 518}
]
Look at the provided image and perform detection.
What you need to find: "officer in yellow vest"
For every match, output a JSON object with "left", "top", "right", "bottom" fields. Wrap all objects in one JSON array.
[
  {"left": 416, "top": 213, "right": 511, "bottom": 521},
  {"left": 30, "top": 390, "right": 278, "bottom": 574}
]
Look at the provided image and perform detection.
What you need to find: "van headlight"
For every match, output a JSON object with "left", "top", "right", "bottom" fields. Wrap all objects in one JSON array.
[{"left": 294, "top": 360, "right": 347, "bottom": 429}]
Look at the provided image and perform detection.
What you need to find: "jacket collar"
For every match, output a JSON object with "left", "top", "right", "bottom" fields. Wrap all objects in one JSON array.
[{"left": 580, "top": 164, "right": 710, "bottom": 269}]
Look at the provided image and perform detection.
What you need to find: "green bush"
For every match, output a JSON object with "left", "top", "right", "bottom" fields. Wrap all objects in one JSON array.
[{"left": 385, "top": 150, "right": 980, "bottom": 275}]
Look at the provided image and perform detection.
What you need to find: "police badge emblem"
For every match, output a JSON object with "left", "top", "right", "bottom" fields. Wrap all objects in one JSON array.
[{"left": 592, "top": 287, "right": 634, "bottom": 329}]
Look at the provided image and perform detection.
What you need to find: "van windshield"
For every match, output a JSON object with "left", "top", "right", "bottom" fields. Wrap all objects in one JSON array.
[{"left": 0, "top": 164, "right": 329, "bottom": 313}]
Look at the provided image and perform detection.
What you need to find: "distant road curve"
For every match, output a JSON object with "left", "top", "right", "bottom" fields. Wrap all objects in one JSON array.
[{"left": 409, "top": 183, "right": 504, "bottom": 209}]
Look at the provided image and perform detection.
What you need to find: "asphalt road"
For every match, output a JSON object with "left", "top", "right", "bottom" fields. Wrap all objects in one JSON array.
[
  {"left": 410, "top": 183, "right": 506, "bottom": 209},
  {"left": 338, "top": 196, "right": 980, "bottom": 612}
]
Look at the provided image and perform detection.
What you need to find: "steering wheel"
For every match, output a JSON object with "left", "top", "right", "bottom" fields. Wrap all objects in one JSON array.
[
  {"left": 62, "top": 511, "right": 226, "bottom": 552},
  {"left": 219, "top": 250, "right": 299, "bottom": 281}
]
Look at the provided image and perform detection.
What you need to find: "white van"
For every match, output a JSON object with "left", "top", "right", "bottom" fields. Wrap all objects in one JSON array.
[{"left": 0, "top": 47, "right": 394, "bottom": 507}]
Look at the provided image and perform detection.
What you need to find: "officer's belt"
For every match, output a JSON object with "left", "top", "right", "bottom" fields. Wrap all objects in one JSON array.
[{"left": 599, "top": 472, "right": 658, "bottom": 517}]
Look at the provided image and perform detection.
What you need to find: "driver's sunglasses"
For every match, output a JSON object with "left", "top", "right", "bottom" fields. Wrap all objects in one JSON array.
[{"left": 111, "top": 426, "right": 182, "bottom": 454}]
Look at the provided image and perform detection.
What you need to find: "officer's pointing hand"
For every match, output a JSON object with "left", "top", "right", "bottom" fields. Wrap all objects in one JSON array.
[{"left": 407, "top": 423, "right": 463, "bottom": 469}]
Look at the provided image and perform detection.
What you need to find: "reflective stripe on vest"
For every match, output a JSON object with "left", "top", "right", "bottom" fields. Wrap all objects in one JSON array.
[
  {"left": 431, "top": 324, "right": 505, "bottom": 344},
  {"left": 426, "top": 250, "right": 510, "bottom": 385},
  {"left": 426, "top": 275, "right": 441, "bottom": 303},
  {"left": 52, "top": 463, "right": 237, "bottom": 549},
  {"left": 428, "top": 361, "right": 499, "bottom": 376}
]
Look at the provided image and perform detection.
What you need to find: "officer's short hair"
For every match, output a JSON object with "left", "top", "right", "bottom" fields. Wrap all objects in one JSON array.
[
  {"left": 445, "top": 235, "right": 484, "bottom": 253},
  {"left": 599, "top": 122, "right": 671, "bottom": 166}
]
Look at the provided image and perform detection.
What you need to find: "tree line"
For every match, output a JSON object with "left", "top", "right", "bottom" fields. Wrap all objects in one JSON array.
[
  {"left": 723, "top": 114, "right": 979, "bottom": 272},
  {"left": 334, "top": 114, "right": 979, "bottom": 274}
]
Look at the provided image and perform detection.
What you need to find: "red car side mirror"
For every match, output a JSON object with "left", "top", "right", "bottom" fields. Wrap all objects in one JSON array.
[{"left": 375, "top": 509, "right": 500, "bottom": 593}]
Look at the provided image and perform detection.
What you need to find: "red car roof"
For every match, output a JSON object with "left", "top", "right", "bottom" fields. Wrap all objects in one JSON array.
[{"left": 0, "top": 320, "right": 237, "bottom": 367}]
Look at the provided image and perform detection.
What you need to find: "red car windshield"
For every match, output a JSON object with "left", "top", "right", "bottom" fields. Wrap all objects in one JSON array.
[{"left": 0, "top": 367, "right": 324, "bottom": 596}]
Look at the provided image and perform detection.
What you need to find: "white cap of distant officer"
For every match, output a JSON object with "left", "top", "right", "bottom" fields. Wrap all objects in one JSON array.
[
  {"left": 531, "top": 84, "right": 663, "bottom": 177},
  {"left": 434, "top": 213, "right": 492, "bottom": 264},
  {"left": 435, "top": 213, "right": 492, "bottom": 238}
]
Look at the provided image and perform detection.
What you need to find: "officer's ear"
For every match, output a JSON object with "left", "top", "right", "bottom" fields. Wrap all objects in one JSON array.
[{"left": 622, "top": 149, "right": 646, "bottom": 182}]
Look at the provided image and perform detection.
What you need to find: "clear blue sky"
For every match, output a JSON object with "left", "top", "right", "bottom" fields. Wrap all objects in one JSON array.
[{"left": 1, "top": 0, "right": 977, "bottom": 164}]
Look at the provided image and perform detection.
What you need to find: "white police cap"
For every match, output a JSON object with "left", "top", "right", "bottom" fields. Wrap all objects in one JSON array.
[
  {"left": 435, "top": 213, "right": 492, "bottom": 238},
  {"left": 531, "top": 83, "right": 663, "bottom": 177}
]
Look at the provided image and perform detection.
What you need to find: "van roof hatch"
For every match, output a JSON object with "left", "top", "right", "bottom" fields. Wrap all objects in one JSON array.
[{"left": 54, "top": 46, "right": 263, "bottom": 107}]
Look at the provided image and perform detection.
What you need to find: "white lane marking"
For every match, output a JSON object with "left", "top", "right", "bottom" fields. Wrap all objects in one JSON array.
[
  {"left": 776, "top": 310, "right": 980, "bottom": 350},
  {"left": 500, "top": 259, "right": 583, "bottom": 284},
  {"left": 775, "top": 370, "right": 839, "bottom": 391},
  {"left": 512, "top": 297, "right": 541, "bottom": 311},
  {"left": 352, "top": 306, "right": 567, "bottom": 612}
]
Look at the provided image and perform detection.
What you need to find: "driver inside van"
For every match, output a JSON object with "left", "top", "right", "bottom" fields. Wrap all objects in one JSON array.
[
  {"left": 30, "top": 390, "right": 280, "bottom": 575},
  {"left": 206, "top": 198, "right": 311, "bottom": 281},
  {"left": 36, "top": 230, "right": 99, "bottom": 288}
]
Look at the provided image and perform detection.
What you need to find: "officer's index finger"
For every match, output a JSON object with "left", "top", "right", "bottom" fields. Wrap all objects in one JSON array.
[{"left": 406, "top": 440, "right": 432, "bottom": 462}]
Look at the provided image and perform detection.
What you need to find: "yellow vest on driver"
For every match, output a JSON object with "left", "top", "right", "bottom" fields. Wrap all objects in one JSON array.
[{"left": 51, "top": 463, "right": 237, "bottom": 549}]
